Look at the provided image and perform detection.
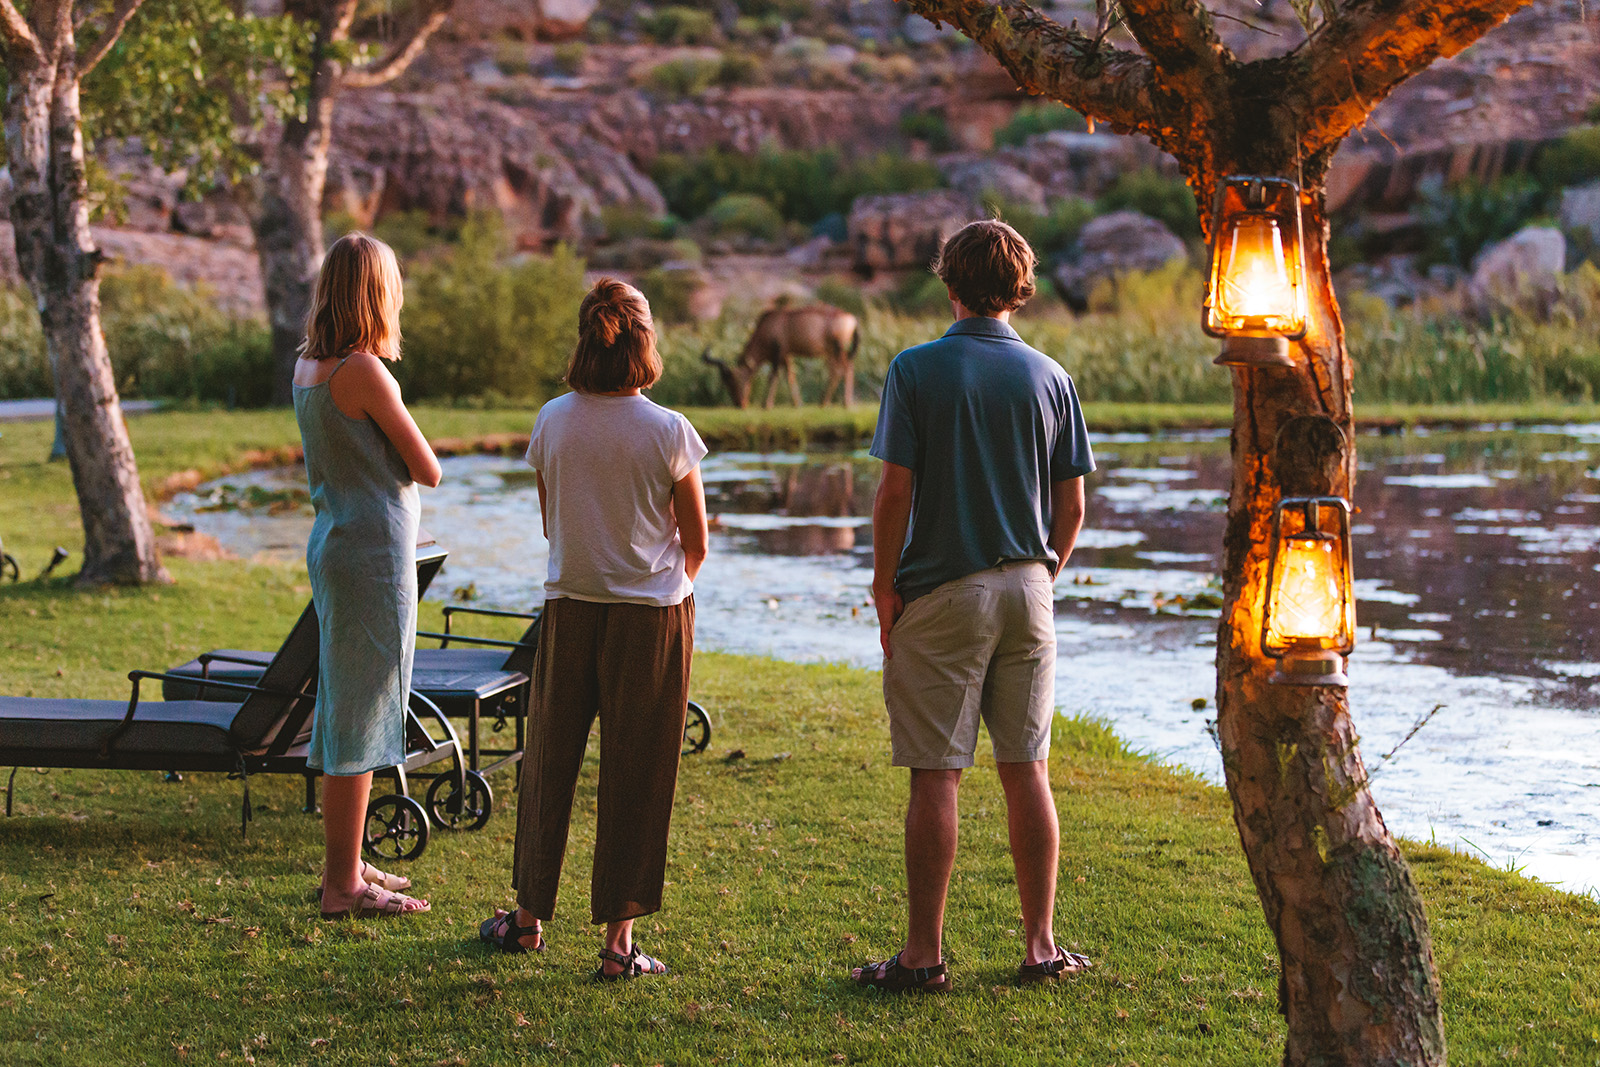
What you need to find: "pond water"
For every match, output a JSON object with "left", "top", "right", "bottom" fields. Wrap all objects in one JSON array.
[{"left": 167, "top": 425, "right": 1600, "bottom": 899}]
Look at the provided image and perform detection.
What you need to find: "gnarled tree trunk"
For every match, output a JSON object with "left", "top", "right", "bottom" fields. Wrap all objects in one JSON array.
[
  {"left": 901, "top": 1, "right": 1537, "bottom": 1061},
  {"left": 242, "top": 0, "right": 454, "bottom": 404},
  {"left": 2, "top": 1, "right": 168, "bottom": 585}
]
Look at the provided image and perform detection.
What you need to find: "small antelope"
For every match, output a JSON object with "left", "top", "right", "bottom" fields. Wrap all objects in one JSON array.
[{"left": 702, "top": 303, "right": 860, "bottom": 409}]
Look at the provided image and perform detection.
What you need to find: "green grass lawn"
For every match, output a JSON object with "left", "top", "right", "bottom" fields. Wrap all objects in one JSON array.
[{"left": 1, "top": 409, "right": 1598, "bottom": 1064}]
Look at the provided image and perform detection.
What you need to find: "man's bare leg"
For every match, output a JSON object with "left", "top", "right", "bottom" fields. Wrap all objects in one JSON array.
[
  {"left": 902, "top": 767, "right": 962, "bottom": 968},
  {"left": 852, "top": 767, "right": 962, "bottom": 979},
  {"left": 996, "top": 759, "right": 1059, "bottom": 965}
]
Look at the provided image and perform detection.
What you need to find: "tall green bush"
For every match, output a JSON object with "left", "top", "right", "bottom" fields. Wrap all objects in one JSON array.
[
  {"left": 651, "top": 147, "right": 942, "bottom": 225},
  {"left": 1416, "top": 174, "right": 1546, "bottom": 268},
  {"left": 395, "top": 217, "right": 588, "bottom": 402},
  {"left": 993, "top": 102, "right": 1087, "bottom": 147},
  {"left": 0, "top": 266, "right": 273, "bottom": 406},
  {"left": 1097, "top": 169, "right": 1202, "bottom": 241}
]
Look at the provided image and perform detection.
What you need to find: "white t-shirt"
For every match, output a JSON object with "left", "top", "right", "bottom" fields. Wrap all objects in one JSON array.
[{"left": 525, "top": 391, "right": 707, "bottom": 607}]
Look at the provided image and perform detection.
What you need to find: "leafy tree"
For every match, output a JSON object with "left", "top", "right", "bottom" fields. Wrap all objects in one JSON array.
[{"left": 903, "top": 1, "right": 1538, "bottom": 1062}]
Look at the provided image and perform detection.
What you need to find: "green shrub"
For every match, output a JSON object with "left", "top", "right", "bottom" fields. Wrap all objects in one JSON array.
[
  {"left": 1536, "top": 126, "right": 1600, "bottom": 190},
  {"left": 637, "top": 265, "right": 708, "bottom": 326},
  {"left": 0, "top": 285, "right": 50, "bottom": 400},
  {"left": 1001, "top": 196, "right": 1097, "bottom": 261},
  {"left": 98, "top": 266, "right": 275, "bottom": 407},
  {"left": 813, "top": 276, "right": 868, "bottom": 318},
  {"left": 1097, "top": 169, "right": 1202, "bottom": 241},
  {"left": 396, "top": 216, "right": 588, "bottom": 402},
  {"left": 552, "top": 42, "right": 587, "bottom": 76},
  {"left": 0, "top": 267, "right": 276, "bottom": 407},
  {"left": 645, "top": 56, "right": 722, "bottom": 96},
  {"left": 1416, "top": 174, "right": 1546, "bottom": 268},
  {"left": 652, "top": 147, "right": 943, "bottom": 225},
  {"left": 993, "top": 102, "right": 1087, "bottom": 148},
  {"left": 639, "top": 5, "right": 719, "bottom": 44},
  {"left": 598, "top": 203, "right": 679, "bottom": 242},
  {"left": 898, "top": 109, "right": 953, "bottom": 151},
  {"left": 703, "top": 193, "right": 785, "bottom": 241}
]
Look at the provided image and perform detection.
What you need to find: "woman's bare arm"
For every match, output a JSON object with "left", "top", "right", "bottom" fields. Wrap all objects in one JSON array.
[
  {"left": 672, "top": 466, "right": 709, "bottom": 581},
  {"left": 330, "top": 353, "right": 442, "bottom": 488}
]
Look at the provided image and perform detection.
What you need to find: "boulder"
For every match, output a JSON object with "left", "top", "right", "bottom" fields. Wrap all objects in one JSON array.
[
  {"left": 1469, "top": 225, "right": 1566, "bottom": 308},
  {"left": 445, "top": 0, "right": 596, "bottom": 42},
  {"left": 996, "top": 130, "right": 1178, "bottom": 201},
  {"left": 1052, "top": 210, "right": 1187, "bottom": 309},
  {"left": 1559, "top": 180, "right": 1600, "bottom": 244},
  {"left": 325, "top": 92, "right": 665, "bottom": 250},
  {"left": 848, "top": 190, "right": 979, "bottom": 274},
  {"left": 939, "top": 157, "right": 1047, "bottom": 213}
]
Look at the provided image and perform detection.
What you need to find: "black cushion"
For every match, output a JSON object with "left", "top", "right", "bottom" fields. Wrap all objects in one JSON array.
[{"left": 0, "top": 696, "right": 242, "bottom": 758}]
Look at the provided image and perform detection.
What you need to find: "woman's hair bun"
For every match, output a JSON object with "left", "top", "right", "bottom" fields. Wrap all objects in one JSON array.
[{"left": 580, "top": 278, "right": 643, "bottom": 349}]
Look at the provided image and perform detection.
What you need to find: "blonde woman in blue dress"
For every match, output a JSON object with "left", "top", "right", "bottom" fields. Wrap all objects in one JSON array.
[{"left": 293, "top": 233, "right": 442, "bottom": 919}]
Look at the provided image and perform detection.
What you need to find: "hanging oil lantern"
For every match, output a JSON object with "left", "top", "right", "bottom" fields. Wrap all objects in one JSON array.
[
  {"left": 1262, "top": 496, "right": 1355, "bottom": 686},
  {"left": 1203, "top": 176, "right": 1309, "bottom": 368}
]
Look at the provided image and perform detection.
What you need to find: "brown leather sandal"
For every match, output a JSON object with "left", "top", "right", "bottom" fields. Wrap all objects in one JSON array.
[
  {"left": 852, "top": 952, "right": 951, "bottom": 994},
  {"left": 594, "top": 944, "right": 668, "bottom": 982},
  {"left": 478, "top": 908, "right": 546, "bottom": 954},
  {"left": 1019, "top": 945, "right": 1092, "bottom": 984}
]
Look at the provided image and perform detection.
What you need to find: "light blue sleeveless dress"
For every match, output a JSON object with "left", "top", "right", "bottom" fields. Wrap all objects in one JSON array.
[{"left": 293, "top": 357, "right": 420, "bottom": 776}]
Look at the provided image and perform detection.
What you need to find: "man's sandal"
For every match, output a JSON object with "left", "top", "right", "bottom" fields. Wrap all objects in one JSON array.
[
  {"left": 1019, "top": 946, "right": 1092, "bottom": 984},
  {"left": 319, "top": 883, "right": 430, "bottom": 920},
  {"left": 478, "top": 908, "right": 546, "bottom": 954},
  {"left": 852, "top": 952, "right": 951, "bottom": 994},
  {"left": 594, "top": 944, "right": 668, "bottom": 982}
]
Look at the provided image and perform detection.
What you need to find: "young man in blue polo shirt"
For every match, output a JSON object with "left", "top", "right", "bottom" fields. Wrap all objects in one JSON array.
[{"left": 851, "top": 220, "right": 1094, "bottom": 992}]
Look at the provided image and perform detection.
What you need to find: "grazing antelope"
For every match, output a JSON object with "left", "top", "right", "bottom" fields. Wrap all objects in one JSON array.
[{"left": 702, "top": 303, "right": 860, "bottom": 409}]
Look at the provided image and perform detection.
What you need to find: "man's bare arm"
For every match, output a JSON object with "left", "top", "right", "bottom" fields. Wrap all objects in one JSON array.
[
  {"left": 1049, "top": 477, "right": 1086, "bottom": 580},
  {"left": 872, "top": 462, "right": 915, "bottom": 657}
]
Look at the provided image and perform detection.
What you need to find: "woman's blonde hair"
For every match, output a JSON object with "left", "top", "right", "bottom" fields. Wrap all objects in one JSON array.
[
  {"left": 566, "top": 278, "right": 662, "bottom": 393},
  {"left": 301, "top": 232, "right": 405, "bottom": 361}
]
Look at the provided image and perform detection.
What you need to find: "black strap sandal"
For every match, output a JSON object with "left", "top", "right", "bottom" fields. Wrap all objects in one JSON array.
[
  {"left": 478, "top": 908, "right": 545, "bottom": 954},
  {"left": 1019, "top": 945, "right": 1091, "bottom": 983},
  {"left": 852, "top": 952, "right": 951, "bottom": 994},
  {"left": 594, "top": 943, "right": 668, "bottom": 982}
]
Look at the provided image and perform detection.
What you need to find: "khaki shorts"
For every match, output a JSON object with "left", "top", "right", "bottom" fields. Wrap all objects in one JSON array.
[{"left": 883, "top": 561, "right": 1057, "bottom": 769}]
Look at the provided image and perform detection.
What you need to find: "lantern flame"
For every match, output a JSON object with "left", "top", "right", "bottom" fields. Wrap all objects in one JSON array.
[
  {"left": 1266, "top": 538, "right": 1344, "bottom": 645},
  {"left": 1218, "top": 215, "right": 1297, "bottom": 330}
]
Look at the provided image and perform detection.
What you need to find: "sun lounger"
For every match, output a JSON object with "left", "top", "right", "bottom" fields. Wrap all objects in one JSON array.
[
  {"left": 167, "top": 601, "right": 713, "bottom": 777},
  {"left": 1, "top": 600, "right": 476, "bottom": 862}
]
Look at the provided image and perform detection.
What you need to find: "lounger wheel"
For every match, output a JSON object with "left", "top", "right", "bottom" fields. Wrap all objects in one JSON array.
[
  {"left": 363, "top": 794, "right": 430, "bottom": 863},
  {"left": 683, "top": 700, "right": 711, "bottom": 756},
  {"left": 425, "top": 769, "right": 493, "bottom": 832}
]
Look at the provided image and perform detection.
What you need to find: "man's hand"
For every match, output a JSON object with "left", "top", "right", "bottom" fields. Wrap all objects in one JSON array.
[{"left": 873, "top": 583, "right": 904, "bottom": 658}]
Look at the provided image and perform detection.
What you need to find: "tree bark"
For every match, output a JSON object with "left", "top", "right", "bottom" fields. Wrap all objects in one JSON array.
[
  {"left": 244, "top": 0, "right": 455, "bottom": 404},
  {"left": 2, "top": 20, "right": 169, "bottom": 585},
  {"left": 1211, "top": 176, "right": 1445, "bottom": 1067}
]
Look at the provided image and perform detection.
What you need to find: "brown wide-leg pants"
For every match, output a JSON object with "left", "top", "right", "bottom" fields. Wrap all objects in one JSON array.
[{"left": 511, "top": 595, "right": 694, "bottom": 924}]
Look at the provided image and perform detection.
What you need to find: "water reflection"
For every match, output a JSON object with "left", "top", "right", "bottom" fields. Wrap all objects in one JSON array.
[{"left": 164, "top": 426, "right": 1600, "bottom": 897}]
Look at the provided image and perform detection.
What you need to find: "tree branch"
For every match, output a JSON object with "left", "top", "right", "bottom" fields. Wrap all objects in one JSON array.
[
  {"left": 77, "top": 0, "right": 146, "bottom": 77},
  {"left": 1118, "top": 0, "right": 1233, "bottom": 82},
  {"left": 899, "top": 0, "right": 1184, "bottom": 147},
  {"left": 0, "top": 0, "right": 43, "bottom": 64},
  {"left": 1295, "top": 0, "right": 1537, "bottom": 153},
  {"left": 342, "top": 0, "right": 454, "bottom": 89}
]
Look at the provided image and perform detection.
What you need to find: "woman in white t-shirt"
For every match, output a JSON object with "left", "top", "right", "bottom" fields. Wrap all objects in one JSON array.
[{"left": 479, "top": 279, "right": 708, "bottom": 981}]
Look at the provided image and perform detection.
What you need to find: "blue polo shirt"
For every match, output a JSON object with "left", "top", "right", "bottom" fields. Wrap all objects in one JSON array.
[{"left": 870, "top": 316, "right": 1095, "bottom": 602}]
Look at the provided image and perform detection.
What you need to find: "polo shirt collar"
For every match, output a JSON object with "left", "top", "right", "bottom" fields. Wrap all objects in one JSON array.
[{"left": 943, "top": 316, "right": 1021, "bottom": 341}]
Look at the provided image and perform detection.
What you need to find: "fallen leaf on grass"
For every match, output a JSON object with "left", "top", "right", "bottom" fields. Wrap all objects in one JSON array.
[{"left": 1116, "top": 1009, "right": 1129, "bottom": 1019}]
